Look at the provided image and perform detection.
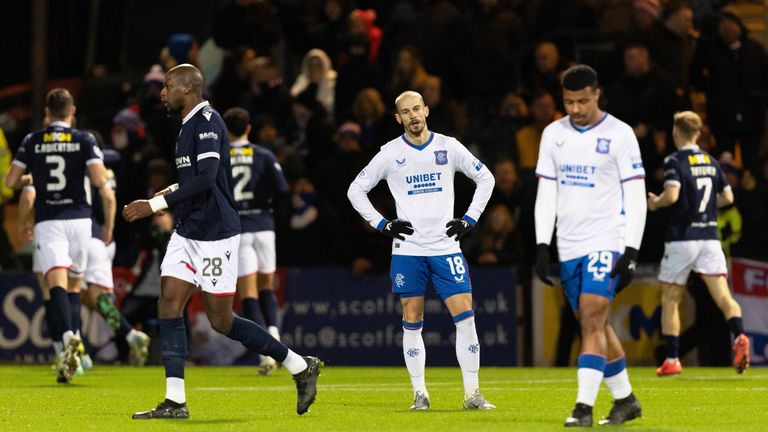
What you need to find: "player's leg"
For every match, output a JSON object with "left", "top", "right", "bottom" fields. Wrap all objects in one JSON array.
[
  {"left": 36, "top": 270, "right": 64, "bottom": 366},
  {"left": 658, "top": 282, "right": 685, "bottom": 376},
  {"left": 237, "top": 233, "right": 266, "bottom": 328},
  {"left": 697, "top": 240, "right": 749, "bottom": 373},
  {"left": 392, "top": 255, "right": 430, "bottom": 409},
  {"left": 254, "top": 231, "right": 279, "bottom": 339},
  {"left": 133, "top": 275, "right": 197, "bottom": 419},
  {"left": 599, "top": 324, "right": 642, "bottom": 425},
  {"left": 401, "top": 295, "right": 429, "bottom": 409},
  {"left": 701, "top": 275, "right": 749, "bottom": 373},
  {"left": 430, "top": 253, "right": 494, "bottom": 409},
  {"left": 657, "top": 241, "right": 695, "bottom": 376},
  {"left": 198, "top": 234, "right": 319, "bottom": 415}
]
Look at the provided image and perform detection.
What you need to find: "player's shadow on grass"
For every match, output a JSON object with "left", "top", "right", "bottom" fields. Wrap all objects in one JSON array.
[{"left": 187, "top": 419, "right": 246, "bottom": 425}]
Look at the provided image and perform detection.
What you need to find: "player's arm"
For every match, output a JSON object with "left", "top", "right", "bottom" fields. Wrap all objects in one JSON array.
[
  {"left": 716, "top": 186, "right": 734, "bottom": 208},
  {"left": 449, "top": 141, "right": 495, "bottom": 240},
  {"left": 610, "top": 130, "right": 647, "bottom": 290},
  {"left": 533, "top": 127, "right": 558, "bottom": 285},
  {"left": 5, "top": 134, "right": 33, "bottom": 190},
  {"left": 347, "top": 149, "right": 413, "bottom": 239},
  {"left": 714, "top": 161, "right": 734, "bottom": 208},
  {"left": 647, "top": 184, "right": 680, "bottom": 211},
  {"left": 88, "top": 162, "right": 116, "bottom": 244},
  {"left": 17, "top": 184, "right": 35, "bottom": 243}
]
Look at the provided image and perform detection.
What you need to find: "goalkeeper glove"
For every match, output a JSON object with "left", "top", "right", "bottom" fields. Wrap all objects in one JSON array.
[
  {"left": 534, "top": 243, "right": 553, "bottom": 286},
  {"left": 610, "top": 247, "right": 639, "bottom": 293},
  {"left": 379, "top": 219, "right": 414, "bottom": 240},
  {"left": 446, "top": 217, "right": 474, "bottom": 241}
]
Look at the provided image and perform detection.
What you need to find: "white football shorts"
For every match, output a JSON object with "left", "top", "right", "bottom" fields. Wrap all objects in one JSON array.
[
  {"left": 33, "top": 218, "right": 91, "bottom": 276},
  {"left": 161, "top": 231, "right": 240, "bottom": 296},
  {"left": 658, "top": 240, "right": 728, "bottom": 286},
  {"left": 237, "top": 230, "right": 276, "bottom": 277},
  {"left": 83, "top": 238, "right": 116, "bottom": 289}
]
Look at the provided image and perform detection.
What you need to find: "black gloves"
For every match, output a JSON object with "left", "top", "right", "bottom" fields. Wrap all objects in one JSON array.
[
  {"left": 610, "top": 247, "right": 639, "bottom": 292},
  {"left": 534, "top": 243, "right": 553, "bottom": 286},
  {"left": 446, "top": 218, "right": 474, "bottom": 241},
  {"left": 380, "top": 219, "right": 414, "bottom": 240}
]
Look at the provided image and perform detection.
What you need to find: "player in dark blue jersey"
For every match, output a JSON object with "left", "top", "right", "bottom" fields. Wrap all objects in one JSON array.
[
  {"left": 223, "top": 107, "right": 288, "bottom": 374},
  {"left": 647, "top": 111, "right": 749, "bottom": 376},
  {"left": 123, "top": 64, "right": 320, "bottom": 419},
  {"left": 5, "top": 88, "right": 116, "bottom": 383}
]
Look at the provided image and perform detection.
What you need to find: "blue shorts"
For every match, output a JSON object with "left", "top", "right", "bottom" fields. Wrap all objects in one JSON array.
[
  {"left": 390, "top": 253, "right": 472, "bottom": 301},
  {"left": 561, "top": 251, "right": 620, "bottom": 310}
]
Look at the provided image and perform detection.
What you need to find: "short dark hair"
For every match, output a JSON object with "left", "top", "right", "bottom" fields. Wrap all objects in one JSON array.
[
  {"left": 46, "top": 88, "right": 73, "bottom": 119},
  {"left": 561, "top": 64, "right": 598, "bottom": 91},
  {"left": 223, "top": 107, "right": 251, "bottom": 137}
]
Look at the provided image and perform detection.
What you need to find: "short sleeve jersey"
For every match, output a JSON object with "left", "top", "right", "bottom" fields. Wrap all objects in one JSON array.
[
  {"left": 12, "top": 121, "right": 103, "bottom": 222},
  {"left": 229, "top": 140, "right": 288, "bottom": 232},
  {"left": 173, "top": 102, "right": 240, "bottom": 241},
  {"left": 349, "top": 132, "right": 494, "bottom": 256},
  {"left": 535, "top": 113, "right": 645, "bottom": 261},
  {"left": 662, "top": 145, "right": 729, "bottom": 242}
]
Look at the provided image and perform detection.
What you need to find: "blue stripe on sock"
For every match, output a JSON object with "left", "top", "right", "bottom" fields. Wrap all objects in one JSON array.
[
  {"left": 402, "top": 320, "right": 424, "bottom": 330},
  {"left": 604, "top": 356, "right": 626, "bottom": 377},
  {"left": 577, "top": 353, "right": 606, "bottom": 372},
  {"left": 452, "top": 310, "right": 475, "bottom": 323}
]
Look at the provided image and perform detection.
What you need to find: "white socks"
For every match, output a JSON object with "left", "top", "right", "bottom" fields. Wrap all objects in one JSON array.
[
  {"left": 402, "top": 324, "right": 427, "bottom": 396},
  {"left": 166, "top": 377, "right": 185, "bottom": 404},
  {"left": 576, "top": 368, "right": 604, "bottom": 406},
  {"left": 282, "top": 350, "right": 308, "bottom": 375},
  {"left": 604, "top": 357, "right": 633, "bottom": 400},
  {"left": 455, "top": 316, "right": 480, "bottom": 398}
]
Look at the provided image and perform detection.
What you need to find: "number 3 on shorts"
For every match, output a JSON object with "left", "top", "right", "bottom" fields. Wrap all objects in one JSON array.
[{"left": 202, "top": 257, "right": 223, "bottom": 277}]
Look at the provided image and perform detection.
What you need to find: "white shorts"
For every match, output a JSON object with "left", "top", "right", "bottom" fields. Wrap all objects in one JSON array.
[
  {"left": 161, "top": 231, "right": 240, "bottom": 296},
  {"left": 659, "top": 240, "right": 728, "bottom": 286},
  {"left": 34, "top": 218, "right": 91, "bottom": 276},
  {"left": 237, "top": 231, "right": 277, "bottom": 277},
  {"left": 83, "top": 238, "right": 116, "bottom": 289}
]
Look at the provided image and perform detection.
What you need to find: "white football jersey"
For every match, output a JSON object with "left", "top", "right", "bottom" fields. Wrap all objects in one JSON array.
[
  {"left": 348, "top": 131, "right": 495, "bottom": 256},
  {"left": 535, "top": 113, "right": 645, "bottom": 261}
]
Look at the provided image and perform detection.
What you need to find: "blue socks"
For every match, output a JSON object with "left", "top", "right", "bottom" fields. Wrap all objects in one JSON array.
[
  {"left": 68, "top": 292, "right": 81, "bottom": 334},
  {"left": 259, "top": 290, "right": 278, "bottom": 328},
  {"left": 663, "top": 334, "right": 680, "bottom": 359},
  {"left": 159, "top": 318, "right": 186, "bottom": 379},
  {"left": 228, "top": 315, "right": 288, "bottom": 362},
  {"left": 49, "top": 287, "right": 72, "bottom": 335},
  {"left": 241, "top": 297, "right": 266, "bottom": 328}
]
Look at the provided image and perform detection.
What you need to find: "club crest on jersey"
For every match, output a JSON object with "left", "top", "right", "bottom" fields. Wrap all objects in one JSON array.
[
  {"left": 434, "top": 150, "right": 448, "bottom": 165},
  {"left": 596, "top": 138, "right": 611, "bottom": 154}
]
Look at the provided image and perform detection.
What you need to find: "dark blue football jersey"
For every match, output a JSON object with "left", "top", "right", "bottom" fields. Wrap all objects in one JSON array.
[
  {"left": 172, "top": 102, "right": 240, "bottom": 241},
  {"left": 663, "top": 146, "right": 729, "bottom": 241},
  {"left": 229, "top": 140, "right": 288, "bottom": 232},
  {"left": 88, "top": 149, "right": 120, "bottom": 239},
  {"left": 13, "top": 121, "right": 103, "bottom": 222}
]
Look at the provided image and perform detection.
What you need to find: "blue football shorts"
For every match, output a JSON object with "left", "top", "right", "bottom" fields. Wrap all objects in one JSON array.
[
  {"left": 560, "top": 250, "right": 621, "bottom": 310},
  {"left": 390, "top": 253, "right": 472, "bottom": 301}
]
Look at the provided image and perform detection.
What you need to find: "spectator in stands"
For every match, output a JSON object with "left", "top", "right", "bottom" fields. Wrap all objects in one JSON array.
[
  {"left": 0, "top": 126, "right": 19, "bottom": 270},
  {"left": 515, "top": 91, "right": 561, "bottom": 170},
  {"left": 689, "top": 11, "right": 768, "bottom": 175},
  {"left": 421, "top": 75, "right": 467, "bottom": 142},
  {"left": 335, "top": 33, "right": 383, "bottom": 121},
  {"left": 522, "top": 41, "right": 568, "bottom": 110},
  {"left": 606, "top": 41, "right": 678, "bottom": 187},
  {"left": 350, "top": 87, "right": 393, "bottom": 150},
  {"left": 633, "top": 0, "right": 661, "bottom": 31},
  {"left": 473, "top": 91, "right": 529, "bottom": 159},
  {"left": 348, "top": 8, "right": 383, "bottom": 62},
  {"left": 487, "top": 157, "right": 535, "bottom": 260},
  {"left": 287, "top": 90, "right": 334, "bottom": 162},
  {"left": 388, "top": 45, "right": 429, "bottom": 103},
  {"left": 241, "top": 56, "right": 294, "bottom": 137},
  {"left": 718, "top": 155, "right": 743, "bottom": 258},
  {"left": 159, "top": 33, "right": 200, "bottom": 70},
  {"left": 210, "top": 46, "right": 256, "bottom": 113},
  {"left": 290, "top": 49, "right": 337, "bottom": 117},
  {"left": 464, "top": 204, "right": 524, "bottom": 266},
  {"left": 306, "top": 0, "right": 351, "bottom": 65},
  {"left": 641, "top": 1, "right": 697, "bottom": 91}
]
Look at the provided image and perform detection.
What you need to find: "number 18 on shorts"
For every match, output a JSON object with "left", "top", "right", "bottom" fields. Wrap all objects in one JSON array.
[{"left": 390, "top": 253, "right": 473, "bottom": 301}]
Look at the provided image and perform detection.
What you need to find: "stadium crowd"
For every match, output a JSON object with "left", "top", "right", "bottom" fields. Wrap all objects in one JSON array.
[{"left": 2, "top": 0, "right": 767, "bottom": 277}]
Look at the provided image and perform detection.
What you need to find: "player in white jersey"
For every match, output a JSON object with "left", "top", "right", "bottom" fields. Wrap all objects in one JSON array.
[
  {"left": 533, "top": 65, "right": 647, "bottom": 426},
  {"left": 348, "top": 91, "right": 496, "bottom": 411}
]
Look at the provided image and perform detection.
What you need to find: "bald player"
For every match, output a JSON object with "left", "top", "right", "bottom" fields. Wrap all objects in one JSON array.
[{"left": 123, "top": 64, "right": 320, "bottom": 419}]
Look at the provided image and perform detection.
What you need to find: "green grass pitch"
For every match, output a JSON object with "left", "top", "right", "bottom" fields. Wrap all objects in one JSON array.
[{"left": 0, "top": 365, "right": 765, "bottom": 431}]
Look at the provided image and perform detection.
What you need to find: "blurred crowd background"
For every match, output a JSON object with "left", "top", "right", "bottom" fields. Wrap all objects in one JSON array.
[{"left": 1, "top": 0, "right": 767, "bottom": 280}]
